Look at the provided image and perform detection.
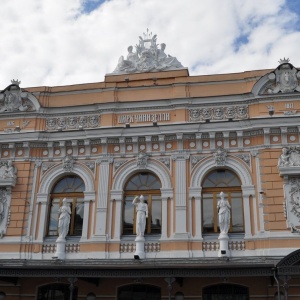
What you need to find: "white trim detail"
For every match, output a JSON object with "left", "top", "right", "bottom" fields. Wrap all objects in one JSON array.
[
  {"left": 112, "top": 158, "right": 172, "bottom": 190},
  {"left": 190, "top": 156, "right": 252, "bottom": 187}
]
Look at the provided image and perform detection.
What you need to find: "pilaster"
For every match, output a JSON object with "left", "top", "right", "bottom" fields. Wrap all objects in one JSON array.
[{"left": 171, "top": 153, "right": 189, "bottom": 239}]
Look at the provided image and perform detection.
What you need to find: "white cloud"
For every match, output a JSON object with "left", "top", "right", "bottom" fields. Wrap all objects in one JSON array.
[{"left": 0, "top": 0, "right": 299, "bottom": 89}]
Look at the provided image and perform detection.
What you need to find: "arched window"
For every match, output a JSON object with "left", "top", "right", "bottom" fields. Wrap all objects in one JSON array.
[
  {"left": 47, "top": 176, "right": 85, "bottom": 237},
  {"left": 123, "top": 172, "right": 161, "bottom": 235},
  {"left": 202, "top": 169, "right": 244, "bottom": 233},
  {"left": 203, "top": 284, "right": 249, "bottom": 300},
  {"left": 37, "top": 283, "right": 78, "bottom": 300},
  {"left": 118, "top": 284, "right": 161, "bottom": 300}
]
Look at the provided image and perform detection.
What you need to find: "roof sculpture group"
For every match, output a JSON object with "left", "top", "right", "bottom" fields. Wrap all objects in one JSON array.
[{"left": 112, "top": 29, "right": 184, "bottom": 74}]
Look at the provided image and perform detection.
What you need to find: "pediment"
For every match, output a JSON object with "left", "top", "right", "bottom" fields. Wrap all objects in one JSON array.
[
  {"left": 252, "top": 58, "right": 300, "bottom": 96},
  {"left": 0, "top": 80, "right": 41, "bottom": 113}
]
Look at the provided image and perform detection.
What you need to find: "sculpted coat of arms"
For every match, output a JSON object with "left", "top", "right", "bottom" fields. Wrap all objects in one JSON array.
[{"left": 268, "top": 58, "right": 300, "bottom": 94}]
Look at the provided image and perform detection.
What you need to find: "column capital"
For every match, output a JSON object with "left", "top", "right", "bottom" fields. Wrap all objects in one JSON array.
[
  {"left": 171, "top": 153, "right": 190, "bottom": 161},
  {"left": 96, "top": 156, "right": 114, "bottom": 164}
]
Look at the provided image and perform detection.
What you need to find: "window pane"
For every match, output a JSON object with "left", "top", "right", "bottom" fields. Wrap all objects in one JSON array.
[
  {"left": 125, "top": 173, "right": 161, "bottom": 190},
  {"left": 151, "top": 196, "right": 161, "bottom": 234},
  {"left": 48, "top": 198, "right": 60, "bottom": 236},
  {"left": 123, "top": 196, "right": 135, "bottom": 235},
  {"left": 203, "top": 170, "right": 240, "bottom": 188},
  {"left": 52, "top": 176, "right": 85, "bottom": 193},
  {"left": 231, "top": 192, "right": 244, "bottom": 232},
  {"left": 203, "top": 193, "right": 214, "bottom": 233},
  {"left": 74, "top": 199, "right": 84, "bottom": 236}
]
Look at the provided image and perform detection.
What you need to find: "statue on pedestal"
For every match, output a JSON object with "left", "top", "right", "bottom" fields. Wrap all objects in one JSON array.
[
  {"left": 132, "top": 195, "right": 148, "bottom": 237},
  {"left": 58, "top": 198, "right": 71, "bottom": 239},
  {"left": 217, "top": 192, "right": 231, "bottom": 234}
]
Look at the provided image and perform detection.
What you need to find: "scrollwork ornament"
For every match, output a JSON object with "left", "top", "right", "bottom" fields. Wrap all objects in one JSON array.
[
  {"left": 191, "top": 155, "right": 205, "bottom": 169},
  {"left": 157, "top": 157, "right": 170, "bottom": 170},
  {"left": 114, "top": 159, "right": 128, "bottom": 172},
  {"left": 235, "top": 154, "right": 251, "bottom": 166}
]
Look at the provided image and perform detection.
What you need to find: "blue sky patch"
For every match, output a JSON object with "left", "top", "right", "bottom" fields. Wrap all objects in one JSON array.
[
  {"left": 285, "top": 0, "right": 300, "bottom": 30},
  {"left": 82, "top": 0, "right": 107, "bottom": 14}
]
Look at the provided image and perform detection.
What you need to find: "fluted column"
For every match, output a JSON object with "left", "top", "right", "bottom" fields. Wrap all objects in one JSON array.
[
  {"left": 171, "top": 153, "right": 189, "bottom": 239},
  {"left": 93, "top": 157, "right": 113, "bottom": 240},
  {"left": 160, "top": 188, "right": 173, "bottom": 241},
  {"left": 241, "top": 185, "right": 255, "bottom": 238},
  {"left": 189, "top": 187, "right": 202, "bottom": 240},
  {"left": 80, "top": 191, "right": 95, "bottom": 242},
  {"left": 110, "top": 190, "right": 123, "bottom": 241}
]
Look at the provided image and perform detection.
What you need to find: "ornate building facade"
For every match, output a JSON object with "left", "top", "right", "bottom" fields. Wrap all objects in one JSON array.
[{"left": 0, "top": 33, "right": 300, "bottom": 299}]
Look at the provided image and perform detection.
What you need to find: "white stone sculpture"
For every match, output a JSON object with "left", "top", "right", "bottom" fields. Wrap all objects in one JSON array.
[
  {"left": 0, "top": 80, "right": 32, "bottom": 112},
  {"left": 217, "top": 192, "right": 231, "bottom": 234},
  {"left": 0, "top": 161, "right": 17, "bottom": 180},
  {"left": 132, "top": 195, "right": 148, "bottom": 237},
  {"left": 277, "top": 146, "right": 300, "bottom": 167},
  {"left": 278, "top": 147, "right": 290, "bottom": 167},
  {"left": 58, "top": 198, "right": 71, "bottom": 239},
  {"left": 112, "top": 29, "right": 184, "bottom": 74}
]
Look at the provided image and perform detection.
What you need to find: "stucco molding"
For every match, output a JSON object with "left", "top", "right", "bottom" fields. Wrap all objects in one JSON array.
[
  {"left": 112, "top": 158, "right": 172, "bottom": 190},
  {"left": 190, "top": 156, "right": 253, "bottom": 187},
  {"left": 39, "top": 163, "right": 95, "bottom": 194}
]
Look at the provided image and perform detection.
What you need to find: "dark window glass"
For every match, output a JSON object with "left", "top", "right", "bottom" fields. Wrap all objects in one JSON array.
[
  {"left": 47, "top": 176, "right": 85, "bottom": 237},
  {"left": 118, "top": 284, "right": 161, "bottom": 300},
  {"left": 123, "top": 172, "right": 161, "bottom": 235},
  {"left": 202, "top": 170, "right": 244, "bottom": 233},
  {"left": 203, "top": 284, "right": 249, "bottom": 300},
  {"left": 37, "top": 283, "right": 77, "bottom": 300}
]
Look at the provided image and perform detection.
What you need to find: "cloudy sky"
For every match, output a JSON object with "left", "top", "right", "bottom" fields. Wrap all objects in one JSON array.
[{"left": 0, "top": 0, "right": 300, "bottom": 89}]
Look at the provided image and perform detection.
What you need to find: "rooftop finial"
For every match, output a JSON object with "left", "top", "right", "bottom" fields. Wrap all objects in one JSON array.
[
  {"left": 278, "top": 58, "right": 290, "bottom": 65},
  {"left": 11, "top": 79, "right": 21, "bottom": 86}
]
